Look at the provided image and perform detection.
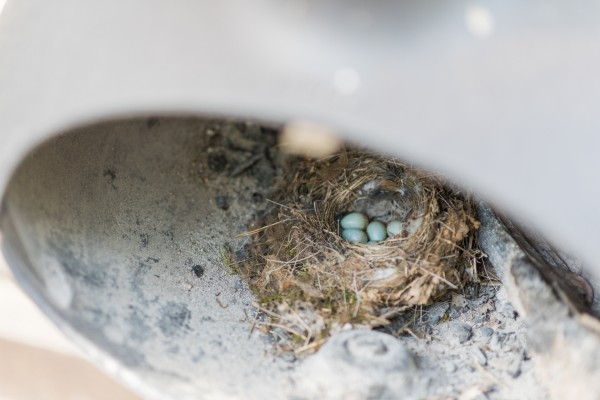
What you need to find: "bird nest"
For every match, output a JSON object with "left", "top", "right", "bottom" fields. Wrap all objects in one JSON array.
[{"left": 240, "top": 148, "right": 481, "bottom": 354}]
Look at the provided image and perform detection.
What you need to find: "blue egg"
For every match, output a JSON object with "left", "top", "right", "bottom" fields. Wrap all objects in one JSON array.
[
  {"left": 387, "top": 220, "right": 404, "bottom": 237},
  {"left": 340, "top": 212, "right": 369, "bottom": 230},
  {"left": 342, "top": 229, "right": 368, "bottom": 244},
  {"left": 366, "top": 221, "right": 387, "bottom": 242}
]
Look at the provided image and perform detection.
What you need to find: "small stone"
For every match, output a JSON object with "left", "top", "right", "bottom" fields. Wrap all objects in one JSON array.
[
  {"left": 473, "top": 347, "right": 487, "bottom": 366},
  {"left": 215, "top": 196, "right": 229, "bottom": 210},
  {"left": 507, "top": 350, "right": 524, "bottom": 377},
  {"left": 426, "top": 302, "right": 449, "bottom": 325},
  {"left": 480, "top": 327, "right": 494, "bottom": 337},
  {"left": 387, "top": 220, "right": 403, "bottom": 237},
  {"left": 366, "top": 221, "right": 387, "bottom": 242},
  {"left": 451, "top": 293, "right": 468, "bottom": 308},
  {"left": 472, "top": 314, "right": 487, "bottom": 324},
  {"left": 192, "top": 265, "right": 205, "bottom": 278},
  {"left": 208, "top": 153, "right": 227, "bottom": 172},
  {"left": 341, "top": 212, "right": 369, "bottom": 230},
  {"left": 500, "top": 302, "right": 518, "bottom": 320},
  {"left": 251, "top": 192, "right": 264, "bottom": 204},
  {"left": 451, "top": 323, "right": 473, "bottom": 344},
  {"left": 342, "top": 229, "right": 368, "bottom": 244},
  {"left": 296, "top": 331, "right": 423, "bottom": 400}
]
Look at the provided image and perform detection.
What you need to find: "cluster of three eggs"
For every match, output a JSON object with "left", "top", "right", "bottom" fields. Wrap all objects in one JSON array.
[{"left": 340, "top": 212, "right": 403, "bottom": 244}]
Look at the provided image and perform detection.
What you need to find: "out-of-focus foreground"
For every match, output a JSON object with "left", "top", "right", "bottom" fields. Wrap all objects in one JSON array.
[{"left": 0, "top": 259, "right": 139, "bottom": 400}]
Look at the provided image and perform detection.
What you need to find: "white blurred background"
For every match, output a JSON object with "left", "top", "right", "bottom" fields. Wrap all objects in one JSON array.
[
  {"left": 0, "top": 2, "right": 138, "bottom": 399},
  {"left": 0, "top": 260, "right": 140, "bottom": 400}
]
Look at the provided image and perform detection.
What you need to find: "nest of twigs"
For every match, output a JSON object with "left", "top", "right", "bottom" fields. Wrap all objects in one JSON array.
[{"left": 241, "top": 148, "right": 481, "bottom": 354}]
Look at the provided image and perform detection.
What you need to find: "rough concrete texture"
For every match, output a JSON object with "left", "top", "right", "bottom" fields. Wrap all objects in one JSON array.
[
  {"left": 478, "top": 204, "right": 600, "bottom": 400},
  {"left": 296, "top": 330, "right": 428, "bottom": 400},
  {"left": 1, "top": 118, "right": 292, "bottom": 400},
  {"left": 3, "top": 117, "right": 599, "bottom": 399},
  {"left": 379, "top": 280, "right": 546, "bottom": 399}
]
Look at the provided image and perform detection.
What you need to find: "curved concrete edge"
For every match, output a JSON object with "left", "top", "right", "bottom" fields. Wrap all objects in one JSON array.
[{"left": 478, "top": 203, "right": 600, "bottom": 400}]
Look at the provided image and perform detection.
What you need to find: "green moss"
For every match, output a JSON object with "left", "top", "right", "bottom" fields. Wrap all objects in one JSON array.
[{"left": 220, "top": 243, "right": 239, "bottom": 275}]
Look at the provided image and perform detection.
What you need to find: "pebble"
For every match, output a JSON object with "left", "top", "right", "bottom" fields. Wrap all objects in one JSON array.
[
  {"left": 215, "top": 195, "right": 229, "bottom": 210},
  {"left": 472, "top": 347, "right": 487, "bottom": 366},
  {"left": 251, "top": 192, "right": 264, "bottom": 204},
  {"left": 507, "top": 350, "right": 524, "bottom": 377},
  {"left": 480, "top": 327, "right": 494, "bottom": 337},
  {"left": 387, "top": 220, "right": 403, "bottom": 237},
  {"left": 451, "top": 293, "right": 468, "bottom": 308},
  {"left": 451, "top": 323, "right": 473, "bottom": 344},
  {"left": 500, "top": 303, "right": 518, "bottom": 320},
  {"left": 426, "top": 302, "right": 449, "bottom": 325},
  {"left": 342, "top": 229, "right": 368, "bottom": 244},
  {"left": 340, "top": 212, "right": 369, "bottom": 230},
  {"left": 366, "top": 221, "right": 387, "bottom": 242}
]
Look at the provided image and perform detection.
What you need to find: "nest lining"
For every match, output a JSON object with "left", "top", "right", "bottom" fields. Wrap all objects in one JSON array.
[{"left": 240, "top": 148, "right": 481, "bottom": 354}]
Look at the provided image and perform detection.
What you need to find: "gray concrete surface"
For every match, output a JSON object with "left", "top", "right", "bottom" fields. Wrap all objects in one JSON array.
[
  {"left": 478, "top": 204, "right": 600, "bottom": 400},
  {"left": 1, "top": 119, "right": 291, "bottom": 399},
  {"left": 3, "top": 2, "right": 600, "bottom": 398},
  {"left": 1, "top": 117, "right": 578, "bottom": 400}
]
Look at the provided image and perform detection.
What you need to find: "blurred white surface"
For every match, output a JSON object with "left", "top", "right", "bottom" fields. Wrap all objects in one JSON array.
[
  {"left": 0, "top": 260, "right": 140, "bottom": 400},
  {"left": 0, "top": 261, "right": 79, "bottom": 357},
  {"left": 1, "top": 0, "right": 600, "bottom": 275},
  {"left": 0, "top": 3, "right": 138, "bottom": 399}
]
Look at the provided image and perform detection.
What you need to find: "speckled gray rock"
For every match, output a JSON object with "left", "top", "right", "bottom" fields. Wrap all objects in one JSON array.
[
  {"left": 451, "top": 322, "right": 473, "bottom": 344},
  {"left": 478, "top": 203, "right": 600, "bottom": 400},
  {"left": 2, "top": 116, "right": 594, "bottom": 400},
  {"left": 480, "top": 327, "right": 494, "bottom": 337},
  {"left": 425, "top": 302, "right": 449, "bottom": 325},
  {"left": 296, "top": 330, "right": 428, "bottom": 400},
  {"left": 472, "top": 347, "right": 487, "bottom": 366},
  {"left": 0, "top": 119, "right": 293, "bottom": 400}
]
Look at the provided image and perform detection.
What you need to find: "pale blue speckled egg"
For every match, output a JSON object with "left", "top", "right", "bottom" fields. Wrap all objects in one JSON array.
[
  {"left": 387, "top": 220, "right": 403, "bottom": 237},
  {"left": 340, "top": 212, "right": 369, "bottom": 230},
  {"left": 342, "top": 229, "right": 368, "bottom": 243},
  {"left": 366, "top": 221, "right": 387, "bottom": 242}
]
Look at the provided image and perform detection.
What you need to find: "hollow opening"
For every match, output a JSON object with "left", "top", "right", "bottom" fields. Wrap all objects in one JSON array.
[{"left": 2, "top": 115, "right": 599, "bottom": 400}]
